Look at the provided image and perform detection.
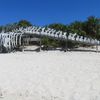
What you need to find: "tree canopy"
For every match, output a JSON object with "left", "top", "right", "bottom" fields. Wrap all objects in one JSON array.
[
  {"left": 48, "top": 16, "right": 100, "bottom": 40},
  {"left": 0, "top": 16, "right": 100, "bottom": 40},
  {"left": 0, "top": 20, "right": 32, "bottom": 32},
  {"left": 18, "top": 20, "right": 32, "bottom": 27}
]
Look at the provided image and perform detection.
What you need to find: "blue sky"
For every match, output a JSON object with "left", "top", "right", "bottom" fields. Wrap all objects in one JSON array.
[{"left": 0, "top": 0, "right": 100, "bottom": 26}]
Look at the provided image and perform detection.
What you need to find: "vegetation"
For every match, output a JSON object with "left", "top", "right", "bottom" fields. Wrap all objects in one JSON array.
[
  {"left": 18, "top": 20, "right": 32, "bottom": 27},
  {"left": 48, "top": 16, "right": 100, "bottom": 40},
  {"left": 0, "top": 16, "right": 99, "bottom": 39},
  {"left": 0, "top": 16, "right": 100, "bottom": 50},
  {"left": 41, "top": 36, "right": 60, "bottom": 50},
  {"left": 0, "top": 20, "right": 32, "bottom": 32},
  {"left": 47, "top": 16, "right": 100, "bottom": 50}
]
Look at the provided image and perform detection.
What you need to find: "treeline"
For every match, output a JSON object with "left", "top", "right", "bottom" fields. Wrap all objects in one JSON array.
[
  {"left": 0, "top": 20, "right": 32, "bottom": 32},
  {"left": 48, "top": 16, "right": 100, "bottom": 40},
  {"left": 0, "top": 16, "right": 99, "bottom": 50},
  {"left": 45, "top": 16, "right": 100, "bottom": 50},
  {"left": 0, "top": 16, "right": 100, "bottom": 40}
]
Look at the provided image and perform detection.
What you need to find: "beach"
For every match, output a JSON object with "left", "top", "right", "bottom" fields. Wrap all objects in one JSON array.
[{"left": 0, "top": 51, "right": 100, "bottom": 100}]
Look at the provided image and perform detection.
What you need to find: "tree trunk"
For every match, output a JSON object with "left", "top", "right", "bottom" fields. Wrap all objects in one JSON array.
[
  {"left": 65, "top": 36, "right": 68, "bottom": 52},
  {"left": 40, "top": 32, "right": 41, "bottom": 51},
  {"left": 96, "top": 44, "right": 98, "bottom": 53}
]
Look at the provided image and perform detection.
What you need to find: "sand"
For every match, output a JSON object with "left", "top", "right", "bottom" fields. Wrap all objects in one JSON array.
[{"left": 0, "top": 51, "right": 100, "bottom": 100}]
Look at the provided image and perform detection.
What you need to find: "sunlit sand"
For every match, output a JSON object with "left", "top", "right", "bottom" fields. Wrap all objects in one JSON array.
[{"left": 0, "top": 50, "right": 100, "bottom": 100}]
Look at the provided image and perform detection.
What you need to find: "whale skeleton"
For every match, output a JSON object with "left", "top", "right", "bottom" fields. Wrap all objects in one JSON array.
[{"left": 0, "top": 26, "right": 99, "bottom": 52}]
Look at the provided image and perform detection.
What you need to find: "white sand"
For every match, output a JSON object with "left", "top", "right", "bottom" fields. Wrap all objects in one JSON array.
[{"left": 0, "top": 51, "right": 100, "bottom": 100}]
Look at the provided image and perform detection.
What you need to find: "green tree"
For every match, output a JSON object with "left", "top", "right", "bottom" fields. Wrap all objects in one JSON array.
[
  {"left": 18, "top": 20, "right": 32, "bottom": 28},
  {"left": 83, "top": 16, "right": 100, "bottom": 39},
  {"left": 70, "top": 21, "right": 86, "bottom": 37}
]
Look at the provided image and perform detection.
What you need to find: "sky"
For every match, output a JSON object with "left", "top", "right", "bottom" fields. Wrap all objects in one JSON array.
[{"left": 0, "top": 0, "right": 100, "bottom": 26}]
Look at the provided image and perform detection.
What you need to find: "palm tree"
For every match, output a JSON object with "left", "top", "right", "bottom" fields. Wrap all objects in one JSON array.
[
  {"left": 83, "top": 16, "right": 100, "bottom": 52},
  {"left": 83, "top": 16, "right": 100, "bottom": 39}
]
